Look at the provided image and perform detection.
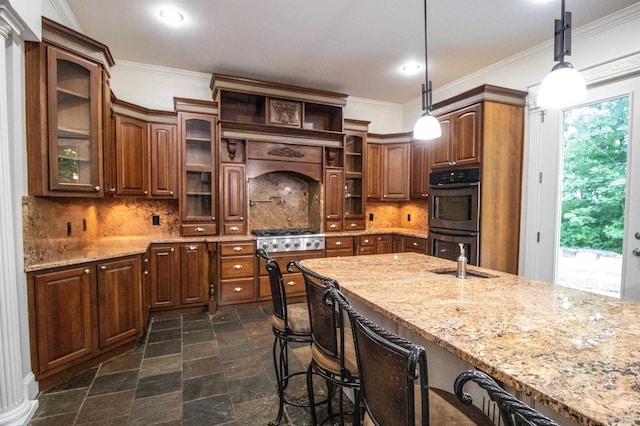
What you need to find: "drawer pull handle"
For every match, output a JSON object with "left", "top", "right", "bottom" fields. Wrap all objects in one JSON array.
[
  {"left": 230, "top": 226, "right": 239, "bottom": 231},
  {"left": 100, "top": 265, "right": 107, "bottom": 271},
  {"left": 233, "top": 246, "right": 243, "bottom": 251},
  {"left": 350, "top": 223, "right": 357, "bottom": 227},
  {"left": 335, "top": 241, "right": 343, "bottom": 246},
  {"left": 195, "top": 227, "right": 205, "bottom": 232},
  {"left": 233, "top": 287, "right": 243, "bottom": 292},
  {"left": 188, "top": 245, "right": 197, "bottom": 251},
  {"left": 364, "top": 239, "right": 370, "bottom": 243},
  {"left": 94, "top": 185, "right": 100, "bottom": 191},
  {"left": 84, "top": 268, "right": 90, "bottom": 274},
  {"left": 413, "top": 242, "right": 418, "bottom": 246},
  {"left": 233, "top": 264, "right": 243, "bottom": 269},
  {"left": 330, "top": 224, "right": 337, "bottom": 228},
  {"left": 287, "top": 281, "right": 296, "bottom": 286}
]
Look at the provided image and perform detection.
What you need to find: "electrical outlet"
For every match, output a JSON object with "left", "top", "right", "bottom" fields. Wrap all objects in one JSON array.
[
  {"left": 407, "top": 214, "right": 411, "bottom": 222},
  {"left": 67, "top": 222, "right": 72, "bottom": 236},
  {"left": 152, "top": 215, "right": 160, "bottom": 226},
  {"left": 82, "top": 219, "right": 87, "bottom": 231},
  {"left": 369, "top": 213, "right": 374, "bottom": 221}
]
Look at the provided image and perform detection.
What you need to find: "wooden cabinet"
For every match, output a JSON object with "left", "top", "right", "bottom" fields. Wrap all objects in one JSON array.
[
  {"left": 25, "top": 20, "right": 113, "bottom": 197},
  {"left": 367, "top": 141, "right": 410, "bottom": 201},
  {"left": 257, "top": 250, "right": 324, "bottom": 300},
  {"left": 150, "top": 123, "right": 178, "bottom": 198},
  {"left": 410, "top": 141, "right": 431, "bottom": 199},
  {"left": 97, "top": 257, "right": 141, "bottom": 349},
  {"left": 325, "top": 236, "right": 353, "bottom": 257},
  {"left": 180, "top": 112, "right": 218, "bottom": 236},
  {"left": 343, "top": 128, "right": 367, "bottom": 230},
  {"left": 148, "top": 242, "right": 209, "bottom": 311},
  {"left": 375, "top": 234, "right": 393, "bottom": 254},
  {"left": 431, "top": 103, "right": 481, "bottom": 169},
  {"left": 220, "top": 164, "right": 246, "bottom": 236},
  {"left": 324, "top": 168, "right": 344, "bottom": 232},
  {"left": 218, "top": 241, "right": 256, "bottom": 305},
  {"left": 431, "top": 85, "right": 527, "bottom": 273},
  {"left": 27, "top": 255, "right": 141, "bottom": 388},
  {"left": 357, "top": 234, "right": 393, "bottom": 255},
  {"left": 115, "top": 115, "right": 149, "bottom": 196},
  {"left": 403, "top": 236, "right": 428, "bottom": 254}
]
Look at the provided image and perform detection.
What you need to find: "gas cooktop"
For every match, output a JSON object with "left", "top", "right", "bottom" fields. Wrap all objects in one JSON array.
[
  {"left": 252, "top": 228, "right": 325, "bottom": 253},
  {"left": 251, "top": 228, "right": 320, "bottom": 237}
]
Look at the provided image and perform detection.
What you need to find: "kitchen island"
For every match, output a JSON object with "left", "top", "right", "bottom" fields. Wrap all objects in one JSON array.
[{"left": 300, "top": 252, "right": 640, "bottom": 426}]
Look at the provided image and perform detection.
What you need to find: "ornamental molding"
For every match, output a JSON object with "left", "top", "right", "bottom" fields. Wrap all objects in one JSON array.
[{"left": 267, "top": 146, "right": 305, "bottom": 159}]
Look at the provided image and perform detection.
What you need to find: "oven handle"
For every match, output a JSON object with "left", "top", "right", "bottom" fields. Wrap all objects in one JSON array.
[
  {"left": 430, "top": 181, "right": 479, "bottom": 189},
  {"left": 429, "top": 228, "right": 478, "bottom": 237}
]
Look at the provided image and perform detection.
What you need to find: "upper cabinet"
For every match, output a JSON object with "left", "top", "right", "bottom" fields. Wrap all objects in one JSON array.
[
  {"left": 25, "top": 18, "right": 114, "bottom": 197},
  {"left": 431, "top": 103, "right": 481, "bottom": 169},
  {"left": 367, "top": 134, "right": 411, "bottom": 202},
  {"left": 342, "top": 120, "right": 369, "bottom": 230},
  {"left": 410, "top": 141, "right": 431, "bottom": 199}
]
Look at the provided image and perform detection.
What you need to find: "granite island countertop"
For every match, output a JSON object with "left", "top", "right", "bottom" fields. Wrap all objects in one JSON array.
[{"left": 300, "top": 252, "right": 640, "bottom": 426}]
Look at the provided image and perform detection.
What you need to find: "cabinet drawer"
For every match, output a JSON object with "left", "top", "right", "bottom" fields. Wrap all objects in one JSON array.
[
  {"left": 325, "top": 220, "right": 342, "bottom": 232},
  {"left": 181, "top": 223, "right": 217, "bottom": 236},
  {"left": 326, "top": 248, "right": 354, "bottom": 257},
  {"left": 404, "top": 237, "right": 427, "bottom": 253},
  {"left": 344, "top": 219, "right": 365, "bottom": 231},
  {"left": 259, "top": 272, "right": 305, "bottom": 298},
  {"left": 358, "top": 246, "right": 375, "bottom": 255},
  {"left": 358, "top": 235, "right": 375, "bottom": 246},
  {"left": 326, "top": 236, "right": 353, "bottom": 249},
  {"left": 219, "top": 242, "right": 255, "bottom": 256},
  {"left": 220, "top": 256, "right": 255, "bottom": 279},
  {"left": 223, "top": 223, "right": 245, "bottom": 235},
  {"left": 258, "top": 250, "right": 324, "bottom": 276},
  {"left": 219, "top": 279, "right": 256, "bottom": 304}
]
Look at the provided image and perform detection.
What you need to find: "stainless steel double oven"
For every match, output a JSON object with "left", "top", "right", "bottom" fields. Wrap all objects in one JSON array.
[{"left": 428, "top": 168, "right": 480, "bottom": 265}]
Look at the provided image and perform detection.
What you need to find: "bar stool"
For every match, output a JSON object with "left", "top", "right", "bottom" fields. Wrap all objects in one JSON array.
[
  {"left": 289, "top": 260, "right": 361, "bottom": 426},
  {"left": 454, "top": 370, "right": 559, "bottom": 426},
  {"left": 324, "top": 285, "right": 494, "bottom": 426},
  {"left": 256, "top": 249, "right": 314, "bottom": 426}
]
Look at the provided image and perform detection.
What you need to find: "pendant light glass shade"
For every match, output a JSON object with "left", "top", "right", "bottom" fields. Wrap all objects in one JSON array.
[
  {"left": 537, "top": 62, "right": 586, "bottom": 108},
  {"left": 413, "top": 112, "right": 441, "bottom": 140}
]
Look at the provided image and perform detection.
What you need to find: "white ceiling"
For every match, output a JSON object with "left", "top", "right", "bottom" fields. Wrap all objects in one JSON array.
[{"left": 61, "top": 0, "right": 638, "bottom": 104}]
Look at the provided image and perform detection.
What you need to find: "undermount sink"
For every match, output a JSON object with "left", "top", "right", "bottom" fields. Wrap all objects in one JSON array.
[{"left": 430, "top": 268, "right": 497, "bottom": 279}]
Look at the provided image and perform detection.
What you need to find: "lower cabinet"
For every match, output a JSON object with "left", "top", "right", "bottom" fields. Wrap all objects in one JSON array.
[
  {"left": 218, "top": 241, "right": 256, "bottom": 305},
  {"left": 403, "top": 236, "right": 428, "bottom": 254},
  {"left": 325, "top": 236, "right": 354, "bottom": 257},
  {"left": 27, "top": 255, "right": 142, "bottom": 388},
  {"left": 357, "top": 234, "right": 394, "bottom": 255},
  {"left": 148, "top": 242, "right": 209, "bottom": 312},
  {"left": 257, "top": 250, "right": 324, "bottom": 300}
]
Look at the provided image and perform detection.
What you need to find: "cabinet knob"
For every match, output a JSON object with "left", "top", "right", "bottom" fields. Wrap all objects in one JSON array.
[
  {"left": 233, "top": 264, "right": 243, "bottom": 269},
  {"left": 230, "top": 226, "right": 239, "bottom": 231},
  {"left": 144, "top": 270, "right": 149, "bottom": 275},
  {"left": 413, "top": 242, "right": 418, "bottom": 246},
  {"left": 383, "top": 194, "right": 387, "bottom": 198},
  {"left": 84, "top": 268, "right": 90, "bottom": 274},
  {"left": 240, "top": 217, "right": 244, "bottom": 220},
  {"left": 100, "top": 265, "right": 107, "bottom": 270},
  {"left": 170, "top": 247, "right": 175, "bottom": 252},
  {"left": 195, "top": 227, "right": 205, "bottom": 232},
  {"left": 233, "top": 287, "right": 243, "bottom": 292},
  {"left": 233, "top": 246, "right": 243, "bottom": 251},
  {"left": 108, "top": 187, "right": 116, "bottom": 193},
  {"left": 335, "top": 241, "right": 343, "bottom": 246},
  {"left": 287, "top": 281, "right": 296, "bottom": 286},
  {"left": 188, "top": 245, "right": 197, "bottom": 251},
  {"left": 144, "top": 190, "right": 148, "bottom": 195},
  {"left": 169, "top": 191, "right": 174, "bottom": 195},
  {"left": 211, "top": 217, "right": 216, "bottom": 221},
  {"left": 94, "top": 185, "right": 100, "bottom": 191}
]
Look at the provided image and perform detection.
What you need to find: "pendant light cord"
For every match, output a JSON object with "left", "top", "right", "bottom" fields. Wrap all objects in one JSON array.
[{"left": 422, "top": 0, "right": 432, "bottom": 113}]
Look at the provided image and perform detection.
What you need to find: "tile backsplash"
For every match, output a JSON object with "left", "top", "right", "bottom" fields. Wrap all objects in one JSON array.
[{"left": 367, "top": 199, "right": 428, "bottom": 230}]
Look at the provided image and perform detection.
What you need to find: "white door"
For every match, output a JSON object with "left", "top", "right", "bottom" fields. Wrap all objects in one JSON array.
[{"left": 532, "top": 75, "right": 640, "bottom": 300}]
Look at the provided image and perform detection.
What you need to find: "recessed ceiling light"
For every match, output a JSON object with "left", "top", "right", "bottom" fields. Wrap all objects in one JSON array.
[
  {"left": 159, "top": 8, "right": 184, "bottom": 24},
  {"left": 401, "top": 62, "right": 422, "bottom": 75}
]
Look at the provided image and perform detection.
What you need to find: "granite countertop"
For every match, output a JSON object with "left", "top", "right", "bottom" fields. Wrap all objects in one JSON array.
[
  {"left": 24, "top": 228, "right": 427, "bottom": 272},
  {"left": 300, "top": 252, "right": 640, "bottom": 426}
]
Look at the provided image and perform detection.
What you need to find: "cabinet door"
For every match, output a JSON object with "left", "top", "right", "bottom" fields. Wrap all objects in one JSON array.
[
  {"left": 115, "top": 115, "right": 149, "bottom": 196},
  {"left": 32, "top": 266, "right": 94, "bottom": 373},
  {"left": 453, "top": 103, "right": 482, "bottom": 167},
  {"left": 181, "top": 113, "right": 217, "bottom": 224},
  {"left": 149, "top": 244, "right": 179, "bottom": 308},
  {"left": 382, "top": 143, "right": 410, "bottom": 200},
  {"left": 97, "top": 257, "right": 141, "bottom": 349},
  {"left": 324, "top": 168, "right": 344, "bottom": 222},
  {"left": 344, "top": 132, "right": 365, "bottom": 219},
  {"left": 150, "top": 123, "right": 178, "bottom": 198},
  {"left": 180, "top": 243, "right": 208, "bottom": 305},
  {"left": 431, "top": 114, "right": 453, "bottom": 169},
  {"left": 366, "top": 143, "right": 382, "bottom": 199},
  {"left": 46, "top": 46, "right": 103, "bottom": 195},
  {"left": 375, "top": 235, "right": 393, "bottom": 254},
  {"left": 221, "top": 164, "right": 246, "bottom": 235},
  {"left": 410, "top": 142, "right": 431, "bottom": 199}
]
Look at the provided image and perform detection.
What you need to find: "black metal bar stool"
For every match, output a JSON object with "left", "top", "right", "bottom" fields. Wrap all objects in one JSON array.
[
  {"left": 289, "top": 260, "right": 361, "bottom": 426},
  {"left": 257, "top": 249, "right": 315, "bottom": 425}
]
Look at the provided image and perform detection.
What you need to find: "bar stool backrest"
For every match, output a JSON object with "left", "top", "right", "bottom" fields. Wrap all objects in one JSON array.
[{"left": 256, "top": 249, "right": 287, "bottom": 327}]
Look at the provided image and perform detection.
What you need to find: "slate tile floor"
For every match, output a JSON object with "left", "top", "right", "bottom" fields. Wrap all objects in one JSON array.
[{"left": 29, "top": 303, "right": 346, "bottom": 425}]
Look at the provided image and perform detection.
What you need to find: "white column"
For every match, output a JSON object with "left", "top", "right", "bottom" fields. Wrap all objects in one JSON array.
[{"left": 0, "top": 15, "right": 38, "bottom": 426}]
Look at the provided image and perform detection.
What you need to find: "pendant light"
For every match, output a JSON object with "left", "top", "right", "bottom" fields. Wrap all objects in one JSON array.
[
  {"left": 537, "top": 0, "right": 586, "bottom": 108},
  {"left": 413, "top": 0, "right": 441, "bottom": 140}
]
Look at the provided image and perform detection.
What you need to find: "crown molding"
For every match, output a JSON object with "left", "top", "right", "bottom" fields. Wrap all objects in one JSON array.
[
  {"left": 48, "top": 0, "right": 82, "bottom": 32},
  {"left": 115, "top": 59, "right": 211, "bottom": 82}
]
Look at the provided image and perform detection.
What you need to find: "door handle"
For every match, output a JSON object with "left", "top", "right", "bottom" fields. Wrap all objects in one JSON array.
[
  {"left": 635, "top": 232, "right": 640, "bottom": 240},
  {"left": 633, "top": 248, "right": 640, "bottom": 257}
]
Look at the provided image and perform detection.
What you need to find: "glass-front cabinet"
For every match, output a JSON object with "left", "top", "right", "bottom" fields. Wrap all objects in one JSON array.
[
  {"left": 180, "top": 113, "right": 218, "bottom": 236},
  {"left": 344, "top": 132, "right": 364, "bottom": 218},
  {"left": 26, "top": 23, "right": 112, "bottom": 197}
]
